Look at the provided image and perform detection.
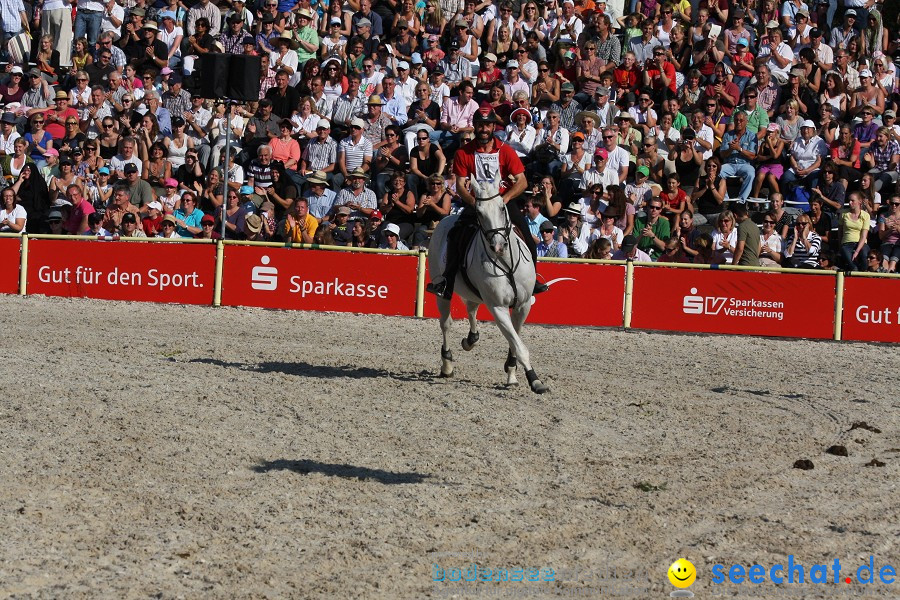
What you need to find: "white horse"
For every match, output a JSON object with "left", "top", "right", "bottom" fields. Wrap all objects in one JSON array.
[{"left": 428, "top": 175, "right": 549, "bottom": 394}]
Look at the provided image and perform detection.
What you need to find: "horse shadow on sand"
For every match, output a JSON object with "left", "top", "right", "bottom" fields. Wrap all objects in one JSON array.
[
  {"left": 187, "top": 357, "right": 432, "bottom": 382},
  {"left": 252, "top": 459, "right": 431, "bottom": 484}
]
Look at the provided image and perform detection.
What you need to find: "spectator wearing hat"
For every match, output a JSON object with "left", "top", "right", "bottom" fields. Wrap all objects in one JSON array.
[
  {"left": 155, "top": 12, "right": 183, "bottom": 69},
  {"left": 271, "top": 119, "right": 301, "bottom": 174},
  {"left": 379, "top": 222, "right": 409, "bottom": 250},
  {"left": 303, "top": 171, "right": 337, "bottom": 222},
  {"left": 560, "top": 130, "right": 591, "bottom": 200},
  {"left": 43, "top": 91, "right": 80, "bottom": 141},
  {"left": 192, "top": 213, "right": 219, "bottom": 239},
  {"left": 506, "top": 107, "right": 537, "bottom": 159},
  {"left": 501, "top": 60, "right": 529, "bottom": 103},
  {"left": 537, "top": 221, "right": 567, "bottom": 257},
  {"left": 319, "top": 205, "right": 353, "bottom": 244},
  {"left": 333, "top": 168, "right": 377, "bottom": 219},
  {"left": 119, "top": 161, "right": 154, "bottom": 208},
  {"left": 558, "top": 202, "right": 592, "bottom": 257},
  {"left": 292, "top": 8, "right": 319, "bottom": 67},
  {"left": 362, "top": 95, "right": 392, "bottom": 148},
  {"left": 352, "top": 0, "right": 383, "bottom": 37},
  {"left": 156, "top": 213, "right": 178, "bottom": 237},
  {"left": 300, "top": 120, "right": 338, "bottom": 182},
  {"left": 119, "top": 211, "right": 148, "bottom": 237},
  {"left": 0, "top": 112, "right": 21, "bottom": 156},
  {"left": 590, "top": 206, "right": 625, "bottom": 250},
  {"left": 21, "top": 69, "right": 54, "bottom": 116},
  {"left": 0, "top": 67, "right": 26, "bottom": 107},
  {"left": 781, "top": 119, "right": 827, "bottom": 195},
  {"left": 612, "top": 234, "right": 652, "bottom": 262},
  {"left": 534, "top": 107, "right": 570, "bottom": 176},
  {"left": 221, "top": 13, "right": 248, "bottom": 54},
  {"left": 335, "top": 118, "right": 373, "bottom": 190},
  {"left": 439, "top": 42, "right": 473, "bottom": 92},
  {"left": 161, "top": 74, "right": 191, "bottom": 118}
]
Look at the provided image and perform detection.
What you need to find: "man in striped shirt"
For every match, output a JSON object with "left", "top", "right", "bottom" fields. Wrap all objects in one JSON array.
[
  {"left": 301, "top": 119, "right": 338, "bottom": 182},
  {"left": 334, "top": 118, "right": 373, "bottom": 191}
]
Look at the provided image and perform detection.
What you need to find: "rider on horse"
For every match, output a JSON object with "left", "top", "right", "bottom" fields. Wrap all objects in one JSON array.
[{"left": 426, "top": 110, "right": 550, "bottom": 299}]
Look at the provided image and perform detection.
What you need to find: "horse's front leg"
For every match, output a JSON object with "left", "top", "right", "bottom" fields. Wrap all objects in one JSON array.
[
  {"left": 488, "top": 305, "right": 549, "bottom": 394},
  {"left": 461, "top": 300, "right": 480, "bottom": 351},
  {"left": 438, "top": 297, "right": 455, "bottom": 377}
]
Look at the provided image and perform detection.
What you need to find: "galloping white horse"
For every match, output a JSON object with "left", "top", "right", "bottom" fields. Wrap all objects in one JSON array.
[{"left": 428, "top": 175, "right": 549, "bottom": 394}]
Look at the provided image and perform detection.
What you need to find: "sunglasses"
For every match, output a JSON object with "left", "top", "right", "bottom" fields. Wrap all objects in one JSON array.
[
  {"left": 867, "top": 255, "right": 878, "bottom": 260},
  {"left": 603, "top": 135, "right": 615, "bottom": 139},
  {"left": 746, "top": 94, "right": 757, "bottom": 98},
  {"left": 891, "top": 202, "right": 900, "bottom": 206},
  {"left": 162, "top": 222, "right": 175, "bottom": 227},
  {"left": 648, "top": 205, "right": 662, "bottom": 210},
  {"left": 539, "top": 68, "right": 549, "bottom": 72},
  {"left": 66, "top": 121, "right": 78, "bottom": 125},
  {"left": 32, "top": 120, "right": 44, "bottom": 124},
  {"left": 763, "top": 220, "right": 775, "bottom": 224},
  {"left": 351, "top": 125, "right": 362, "bottom": 130}
]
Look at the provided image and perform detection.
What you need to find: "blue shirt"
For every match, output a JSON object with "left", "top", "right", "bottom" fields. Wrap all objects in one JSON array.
[
  {"left": 304, "top": 188, "right": 337, "bottom": 220},
  {"left": 174, "top": 207, "right": 204, "bottom": 237},
  {"left": 526, "top": 213, "right": 548, "bottom": 238},
  {"left": 720, "top": 129, "right": 758, "bottom": 164}
]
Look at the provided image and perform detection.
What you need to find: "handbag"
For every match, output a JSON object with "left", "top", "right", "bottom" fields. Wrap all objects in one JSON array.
[{"left": 6, "top": 31, "right": 31, "bottom": 64}]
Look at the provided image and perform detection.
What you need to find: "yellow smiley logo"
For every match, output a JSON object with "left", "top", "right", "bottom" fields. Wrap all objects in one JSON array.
[{"left": 668, "top": 558, "right": 697, "bottom": 588}]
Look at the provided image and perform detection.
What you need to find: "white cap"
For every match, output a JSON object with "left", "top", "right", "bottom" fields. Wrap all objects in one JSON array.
[
  {"left": 859, "top": 69, "right": 873, "bottom": 78},
  {"left": 384, "top": 223, "right": 401, "bottom": 236},
  {"left": 10, "top": 65, "right": 23, "bottom": 75},
  {"left": 800, "top": 119, "right": 816, "bottom": 128},
  {"left": 506, "top": 60, "right": 519, "bottom": 68},
  {"left": 148, "top": 201, "right": 163, "bottom": 211},
  {"left": 350, "top": 117, "right": 366, "bottom": 129},
  {"left": 397, "top": 60, "right": 410, "bottom": 70},
  {"left": 317, "top": 118, "right": 330, "bottom": 129}
]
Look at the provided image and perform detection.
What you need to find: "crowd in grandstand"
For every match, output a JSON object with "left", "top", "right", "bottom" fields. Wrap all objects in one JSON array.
[{"left": 1, "top": 0, "right": 899, "bottom": 271}]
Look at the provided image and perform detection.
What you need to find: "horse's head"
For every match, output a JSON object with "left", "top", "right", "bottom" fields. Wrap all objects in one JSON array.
[{"left": 470, "top": 175, "right": 509, "bottom": 255}]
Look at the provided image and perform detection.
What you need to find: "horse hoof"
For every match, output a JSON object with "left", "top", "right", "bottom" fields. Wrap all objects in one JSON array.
[
  {"left": 506, "top": 375, "right": 518, "bottom": 386},
  {"left": 439, "top": 370, "right": 454, "bottom": 378},
  {"left": 530, "top": 380, "right": 549, "bottom": 394},
  {"left": 461, "top": 339, "right": 474, "bottom": 351}
]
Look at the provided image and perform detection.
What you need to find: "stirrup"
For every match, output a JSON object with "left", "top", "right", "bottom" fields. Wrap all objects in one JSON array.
[
  {"left": 533, "top": 282, "right": 549, "bottom": 294},
  {"left": 426, "top": 280, "right": 452, "bottom": 299}
]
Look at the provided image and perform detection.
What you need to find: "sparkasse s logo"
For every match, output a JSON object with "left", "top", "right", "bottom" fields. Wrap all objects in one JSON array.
[
  {"left": 251, "top": 255, "right": 278, "bottom": 290},
  {"left": 683, "top": 287, "right": 726, "bottom": 315}
]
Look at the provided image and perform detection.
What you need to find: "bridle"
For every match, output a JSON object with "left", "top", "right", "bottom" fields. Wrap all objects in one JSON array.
[{"left": 473, "top": 192, "right": 528, "bottom": 307}]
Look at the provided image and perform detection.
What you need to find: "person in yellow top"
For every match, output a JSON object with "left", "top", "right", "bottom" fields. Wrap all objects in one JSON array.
[
  {"left": 839, "top": 192, "right": 870, "bottom": 271},
  {"left": 281, "top": 197, "right": 318, "bottom": 243}
]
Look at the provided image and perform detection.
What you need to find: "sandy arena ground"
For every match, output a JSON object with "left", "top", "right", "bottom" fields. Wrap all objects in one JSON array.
[{"left": 0, "top": 295, "right": 898, "bottom": 599}]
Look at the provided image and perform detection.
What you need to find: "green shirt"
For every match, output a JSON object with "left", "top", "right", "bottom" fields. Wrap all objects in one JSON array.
[
  {"left": 736, "top": 217, "right": 760, "bottom": 266},
  {"left": 295, "top": 27, "right": 319, "bottom": 66},
  {"left": 633, "top": 216, "right": 670, "bottom": 260},
  {"left": 672, "top": 111, "right": 688, "bottom": 132},
  {"left": 740, "top": 103, "right": 769, "bottom": 135}
]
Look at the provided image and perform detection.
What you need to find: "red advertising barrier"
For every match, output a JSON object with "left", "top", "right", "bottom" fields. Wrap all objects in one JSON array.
[
  {"left": 423, "top": 262, "right": 626, "bottom": 327},
  {"left": 221, "top": 245, "right": 418, "bottom": 316},
  {"left": 630, "top": 266, "right": 836, "bottom": 339},
  {"left": 841, "top": 276, "right": 900, "bottom": 343},
  {"left": 0, "top": 237, "right": 21, "bottom": 295},
  {"left": 27, "top": 239, "right": 216, "bottom": 304}
]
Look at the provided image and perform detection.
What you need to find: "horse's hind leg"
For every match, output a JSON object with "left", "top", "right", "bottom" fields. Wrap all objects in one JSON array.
[
  {"left": 504, "top": 349, "right": 518, "bottom": 386},
  {"left": 438, "top": 297, "right": 454, "bottom": 377},
  {"left": 461, "top": 300, "right": 480, "bottom": 351}
]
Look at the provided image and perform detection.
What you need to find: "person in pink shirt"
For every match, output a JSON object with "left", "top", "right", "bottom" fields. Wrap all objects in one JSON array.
[{"left": 64, "top": 184, "right": 95, "bottom": 235}]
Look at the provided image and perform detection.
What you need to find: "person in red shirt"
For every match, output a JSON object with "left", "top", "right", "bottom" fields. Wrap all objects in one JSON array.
[
  {"left": 613, "top": 52, "right": 640, "bottom": 96},
  {"left": 642, "top": 47, "right": 677, "bottom": 99},
  {"left": 427, "top": 109, "right": 548, "bottom": 298},
  {"left": 659, "top": 172, "right": 688, "bottom": 225},
  {"left": 701, "top": 61, "right": 741, "bottom": 118},
  {"left": 44, "top": 91, "right": 80, "bottom": 140}
]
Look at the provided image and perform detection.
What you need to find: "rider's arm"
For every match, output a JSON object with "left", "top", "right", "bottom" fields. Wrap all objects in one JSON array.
[
  {"left": 456, "top": 175, "right": 476, "bottom": 206},
  {"left": 502, "top": 172, "right": 527, "bottom": 204}
]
